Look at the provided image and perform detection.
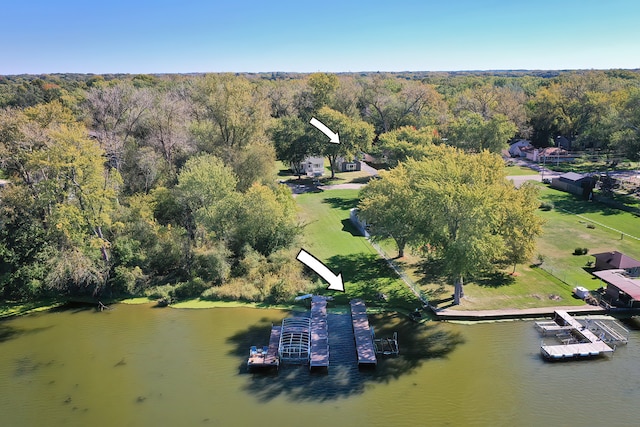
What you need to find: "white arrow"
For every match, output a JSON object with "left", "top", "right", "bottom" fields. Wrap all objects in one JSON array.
[
  {"left": 296, "top": 249, "right": 345, "bottom": 292},
  {"left": 310, "top": 117, "right": 340, "bottom": 144}
]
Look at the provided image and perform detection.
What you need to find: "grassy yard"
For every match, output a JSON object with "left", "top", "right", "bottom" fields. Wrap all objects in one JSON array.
[
  {"left": 504, "top": 165, "right": 539, "bottom": 176},
  {"left": 377, "top": 183, "right": 640, "bottom": 311},
  {"left": 295, "top": 189, "right": 420, "bottom": 312},
  {"left": 294, "top": 182, "right": 640, "bottom": 312}
]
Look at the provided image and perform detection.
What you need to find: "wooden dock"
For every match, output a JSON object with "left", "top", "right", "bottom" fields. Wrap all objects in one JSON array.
[
  {"left": 309, "top": 296, "right": 329, "bottom": 369},
  {"left": 539, "top": 310, "right": 614, "bottom": 360},
  {"left": 247, "top": 325, "right": 281, "bottom": 370},
  {"left": 350, "top": 299, "right": 377, "bottom": 367}
]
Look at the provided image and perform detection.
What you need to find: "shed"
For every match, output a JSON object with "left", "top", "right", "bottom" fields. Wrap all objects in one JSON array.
[
  {"left": 592, "top": 251, "right": 640, "bottom": 277},
  {"left": 551, "top": 172, "right": 596, "bottom": 198},
  {"left": 336, "top": 158, "right": 361, "bottom": 172}
]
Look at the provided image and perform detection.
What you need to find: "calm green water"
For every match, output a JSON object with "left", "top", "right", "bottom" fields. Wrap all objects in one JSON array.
[{"left": 1, "top": 304, "right": 639, "bottom": 427}]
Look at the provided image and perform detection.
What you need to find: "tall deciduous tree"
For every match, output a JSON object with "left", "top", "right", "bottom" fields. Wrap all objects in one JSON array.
[
  {"left": 374, "top": 125, "right": 439, "bottom": 167},
  {"left": 358, "top": 164, "right": 417, "bottom": 257},
  {"left": 448, "top": 112, "right": 517, "bottom": 153},
  {"left": 313, "top": 107, "right": 375, "bottom": 178},
  {"left": 363, "top": 146, "right": 543, "bottom": 305},
  {"left": 500, "top": 182, "right": 544, "bottom": 274}
]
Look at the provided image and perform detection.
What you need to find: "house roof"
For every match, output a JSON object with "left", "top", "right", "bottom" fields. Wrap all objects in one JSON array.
[
  {"left": 559, "top": 172, "right": 585, "bottom": 182},
  {"left": 593, "top": 251, "right": 640, "bottom": 269},
  {"left": 594, "top": 269, "right": 640, "bottom": 300}
]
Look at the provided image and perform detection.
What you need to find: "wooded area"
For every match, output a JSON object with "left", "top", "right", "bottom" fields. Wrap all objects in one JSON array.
[{"left": 1, "top": 70, "right": 639, "bottom": 303}]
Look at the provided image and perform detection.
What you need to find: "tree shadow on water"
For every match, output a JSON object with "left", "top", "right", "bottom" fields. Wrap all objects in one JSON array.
[
  {"left": 227, "top": 311, "right": 464, "bottom": 403},
  {"left": 0, "top": 322, "right": 54, "bottom": 344}
]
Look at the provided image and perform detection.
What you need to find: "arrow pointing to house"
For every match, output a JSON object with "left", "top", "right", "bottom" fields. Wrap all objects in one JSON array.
[
  {"left": 310, "top": 117, "right": 340, "bottom": 144},
  {"left": 296, "top": 249, "right": 345, "bottom": 292}
]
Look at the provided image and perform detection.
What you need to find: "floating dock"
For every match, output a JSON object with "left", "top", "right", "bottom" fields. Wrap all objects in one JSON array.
[
  {"left": 350, "top": 299, "right": 377, "bottom": 367},
  {"left": 373, "top": 331, "right": 399, "bottom": 356},
  {"left": 536, "top": 310, "right": 628, "bottom": 360},
  {"left": 309, "top": 295, "right": 329, "bottom": 369},
  {"left": 247, "top": 325, "right": 281, "bottom": 370}
]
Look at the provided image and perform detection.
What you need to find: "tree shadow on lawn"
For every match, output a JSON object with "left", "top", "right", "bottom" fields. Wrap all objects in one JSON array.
[
  {"left": 322, "top": 196, "right": 359, "bottom": 211},
  {"left": 324, "top": 253, "right": 414, "bottom": 309},
  {"left": 227, "top": 311, "right": 464, "bottom": 403},
  {"left": 472, "top": 270, "right": 516, "bottom": 288},
  {"left": 544, "top": 192, "right": 624, "bottom": 216}
]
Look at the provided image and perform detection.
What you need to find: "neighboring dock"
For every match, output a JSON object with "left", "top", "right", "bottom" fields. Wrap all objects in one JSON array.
[
  {"left": 309, "top": 295, "right": 329, "bottom": 369},
  {"left": 536, "top": 310, "right": 628, "bottom": 360},
  {"left": 350, "top": 299, "right": 377, "bottom": 367}
]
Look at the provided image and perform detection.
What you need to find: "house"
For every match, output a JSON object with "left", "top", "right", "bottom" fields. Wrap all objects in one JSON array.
[
  {"left": 508, "top": 140, "right": 533, "bottom": 158},
  {"left": 0, "top": 179, "right": 9, "bottom": 188},
  {"left": 336, "top": 157, "right": 362, "bottom": 172},
  {"left": 594, "top": 269, "right": 640, "bottom": 308},
  {"left": 592, "top": 251, "right": 640, "bottom": 277},
  {"left": 551, "top": 172, "right": 596, "bottom": 198},
  {"left": 293, "top": 156, "right": 325, "bottom": 177},
  {"left": 525, "top": 147, "right": 569, "bottom": 163}
]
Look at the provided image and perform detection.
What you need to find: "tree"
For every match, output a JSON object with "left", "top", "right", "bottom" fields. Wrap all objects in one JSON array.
[
  {"left": 271, "top": 116, "right": 320, "bottom": 178},
  {"left": 191, "top": 74, "right": 271, "bottom": 162},
  {"left": 612, "top": 88, "right": 640, "bottom": 160},
  {"left": 204, "top": 184, "right": 300, "bottom": 257},
  {"left": 313, "top": 107, "right": 375, "bottom": 178},
  {"left": 359, "top": 76, "right": 446, "bottom": 135},
  {"left": 447, "top": 112, "right": 517, "bottom": 153},
  {"left": 358, "top": 164, "right": 417, "bottom": 257},
  {"left": 374, "top": 125, "right": 439, "bottom": 167},
  {"left": 84, "top": 82, "right": 152, "bottom": 170},
  {"left": 500, "top": 182, "right": 545, "bottom": 273},
  {"left": 404, "top": 147, "right": 541, "bottom": 305},
  {"left": 143, "top": 88, "right": 192, "bottom": 174}
]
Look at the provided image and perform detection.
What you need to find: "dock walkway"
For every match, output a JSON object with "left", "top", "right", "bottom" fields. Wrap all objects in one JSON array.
[
  {"left": 349, "top": 299, "right": 377, "bottom": 367},
  {"left": 266, "top": 326, "right": 281, "bottom": 365},
  {"left": 309, "top": 296, "right": 329, "bottom": 369}
]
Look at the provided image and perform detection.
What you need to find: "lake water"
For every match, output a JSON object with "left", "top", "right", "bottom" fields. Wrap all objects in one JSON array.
[{"left": 1, "top": 303, "right": 639, "bottom": 427}]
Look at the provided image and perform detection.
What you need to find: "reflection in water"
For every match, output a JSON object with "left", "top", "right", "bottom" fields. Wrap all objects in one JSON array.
[{"left": 1, "top": 304, "right": 640, "bottom": 426}]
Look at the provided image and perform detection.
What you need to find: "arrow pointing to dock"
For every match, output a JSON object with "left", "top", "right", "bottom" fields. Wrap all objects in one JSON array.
[
  {"left": 296, "top": 249, "right": 345, "bottom": 292},
  {"left": 310, "top": 117, "right": 340, "bottom": 144}
]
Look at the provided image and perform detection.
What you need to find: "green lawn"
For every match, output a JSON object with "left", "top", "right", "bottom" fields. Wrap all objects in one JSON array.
[
  {"left": 504, "top": 165, "right": 539, "bottom": 176},
  {"left": 294, "top": 184, "right": 640, "bottom": 312},
  {"left": 295, "top": 189, "right": 420, "bottom": 311},
  {"left": 377, "top": 183, "right": 640, "bottom": 311}
]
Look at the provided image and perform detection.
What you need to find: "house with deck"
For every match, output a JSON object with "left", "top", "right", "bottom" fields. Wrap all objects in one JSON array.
[
  {"left": 594, "top": 269, "right": 640, "bottom": 308},
  {"left": 592, "top": 251, "right": 640, "bottom": 277}
]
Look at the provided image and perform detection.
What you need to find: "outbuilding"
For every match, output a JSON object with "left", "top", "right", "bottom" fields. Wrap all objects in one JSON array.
[{"left": 551, "top": 172, "right": 596, "bottom": 199}]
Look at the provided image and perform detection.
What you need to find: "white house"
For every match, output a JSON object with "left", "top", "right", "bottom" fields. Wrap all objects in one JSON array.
[
  {"left": 294, "top": 156, "right": 325, "bottom": 177},
  {"left": 508, "top": 140, "right": 533, "bottom": 157}
]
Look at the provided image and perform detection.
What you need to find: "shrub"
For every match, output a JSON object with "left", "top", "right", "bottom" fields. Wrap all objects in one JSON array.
[
  {"left": 539, "top": 201, "right": 554, "bottom": 211},
  {"left": 174, "top": 277, "right": 210, "bottom": 299},
  {"left": 145, "top": 284, "right": 177, "bottom": 301},
  {"left": 586, "top": 223, "right": 595, "bottom": 229},
  {"left": 573, "top": 247, "right": 589, "bottom": 255}
]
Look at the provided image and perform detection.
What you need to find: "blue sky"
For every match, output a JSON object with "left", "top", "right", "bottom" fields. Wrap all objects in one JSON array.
[{"left": 1, "top": 0, "right": 639, "bottom": 74}]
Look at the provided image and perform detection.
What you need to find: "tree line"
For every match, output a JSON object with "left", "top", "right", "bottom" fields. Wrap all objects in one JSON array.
[{"left": 1, "top": 70, "right": 640, "bottom": 303}]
